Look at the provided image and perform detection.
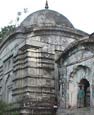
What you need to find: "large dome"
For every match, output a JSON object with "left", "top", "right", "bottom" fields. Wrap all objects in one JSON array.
[{"left": 20, "top": 9, "right": 74, "bottom": 28}]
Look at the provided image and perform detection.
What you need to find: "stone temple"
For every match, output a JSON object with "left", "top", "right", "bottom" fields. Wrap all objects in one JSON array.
[{"left": 0, "top": 1, "right": 94, "bottom": 115}]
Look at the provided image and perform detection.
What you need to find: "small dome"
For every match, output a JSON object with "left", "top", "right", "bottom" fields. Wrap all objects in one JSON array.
[{"left": 20, "top": 9, "right": 74, "bottom": 28}]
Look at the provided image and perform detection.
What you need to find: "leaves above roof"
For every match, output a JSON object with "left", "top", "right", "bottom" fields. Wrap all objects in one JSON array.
[{"left": 0, "top": 25, "right": 16, "bottom": 39}]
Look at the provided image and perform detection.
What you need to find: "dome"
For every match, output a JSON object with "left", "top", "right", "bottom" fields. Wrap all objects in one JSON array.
[{"left": 20, "top": 9, "right": 74, "bottom": 28}]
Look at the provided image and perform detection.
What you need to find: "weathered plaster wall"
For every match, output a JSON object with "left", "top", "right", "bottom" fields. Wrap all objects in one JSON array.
[{"left": 0, "top": 34, "right": 25, "bottom": 103}]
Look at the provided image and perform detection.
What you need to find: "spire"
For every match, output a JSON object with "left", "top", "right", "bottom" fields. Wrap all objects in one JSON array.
[{"left": 45, "top": 0, "right": 49, "bottom": 9}]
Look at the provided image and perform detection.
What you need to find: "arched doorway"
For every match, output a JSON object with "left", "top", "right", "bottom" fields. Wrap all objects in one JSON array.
[{"left": 78, "top": 78, "right": 90, "bottom": 107}]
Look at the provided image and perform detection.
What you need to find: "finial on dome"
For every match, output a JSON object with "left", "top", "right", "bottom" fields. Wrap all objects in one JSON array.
[{"left": 45, "top": 0, "right": 49, "bottom": 9}]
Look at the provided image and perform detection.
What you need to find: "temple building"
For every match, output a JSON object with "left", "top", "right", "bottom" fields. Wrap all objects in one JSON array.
[{"left": 0, "top": 1, "right": 92, "bottom": 115}]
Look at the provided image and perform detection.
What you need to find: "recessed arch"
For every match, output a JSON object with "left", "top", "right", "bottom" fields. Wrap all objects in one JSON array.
[
  {"left": 78, "top": 78, "right": 90, "bottom": 107},
  {"left": 69, "top": 65, "right": 91, "bottom": 83}
]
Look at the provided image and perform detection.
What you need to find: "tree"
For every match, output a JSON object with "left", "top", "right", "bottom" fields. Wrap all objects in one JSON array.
[
  {"left": 0, "top": 25, "right": 16, "bottom": 39},
  {"left": 0, "top": 8, "right": 28, "bottom": 39}
]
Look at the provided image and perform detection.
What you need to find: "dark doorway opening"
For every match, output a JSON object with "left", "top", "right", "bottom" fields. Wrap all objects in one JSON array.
[{"left": 78, "top": 78, "right": 90, "bottom": 107}]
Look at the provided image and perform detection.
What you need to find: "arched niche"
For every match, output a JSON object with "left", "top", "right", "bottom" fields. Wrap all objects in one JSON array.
[
  {"left": 68, "top": 65, "right": 91, "bottom": 108},
  {"left": 78, "top": 78, "right": 90, "bottom": 107}
]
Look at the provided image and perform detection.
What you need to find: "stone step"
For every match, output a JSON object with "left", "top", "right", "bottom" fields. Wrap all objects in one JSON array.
[{"left": 57, "top": 108, "right": 94, "bottom": 115}]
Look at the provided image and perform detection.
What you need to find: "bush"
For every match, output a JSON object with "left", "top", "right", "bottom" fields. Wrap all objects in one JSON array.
[{"left": 0, "top": 100, "right": 19, "bottom": 115}]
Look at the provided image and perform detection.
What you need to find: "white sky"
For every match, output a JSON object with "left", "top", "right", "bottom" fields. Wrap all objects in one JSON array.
[{"left": 0, "top": 0, "right": 94, "bottom": 34}]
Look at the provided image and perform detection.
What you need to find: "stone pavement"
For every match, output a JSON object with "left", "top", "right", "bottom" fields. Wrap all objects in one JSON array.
[{"left": 57, "top": 107, "right": 94, "bottom": 115}]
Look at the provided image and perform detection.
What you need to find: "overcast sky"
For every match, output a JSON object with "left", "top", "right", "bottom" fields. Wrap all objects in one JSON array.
[{"left": 0, "top": 0, "right": 94, "bottom": 34}]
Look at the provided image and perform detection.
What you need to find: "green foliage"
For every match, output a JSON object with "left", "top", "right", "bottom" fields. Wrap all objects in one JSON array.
[
  {"left": 0, "top": 25, "right": 16, "bottom": 39},
  {"left": 0, "top": 100, "right": 8, "bottom": 115},
  {"left": 0, "top": 8, "right": 28, "bottom": 39},
  {"left": 10, "top": 111, "right": 19, "bottom": 115},
  {"left": 0, "top": 100, "right": 19, "bottom": 115}
]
